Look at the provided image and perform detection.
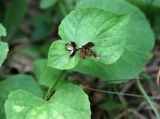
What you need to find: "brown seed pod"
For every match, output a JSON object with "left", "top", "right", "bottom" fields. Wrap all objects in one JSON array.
[{"left": 80, "top": 42, "right": 100, "bottom": 60}]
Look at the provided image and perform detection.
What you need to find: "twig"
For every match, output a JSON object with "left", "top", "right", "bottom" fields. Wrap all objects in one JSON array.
[
  {"left": 85, "top": 87, "right": 160, "bottom": 100},
  {"left": 137, "top": 79, "right": 160, "bottom": 119}
]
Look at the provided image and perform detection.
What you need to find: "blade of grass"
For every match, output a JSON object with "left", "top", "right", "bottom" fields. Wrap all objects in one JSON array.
[{"left": 136, "top": 79, "right": 160, "bottom": 119}]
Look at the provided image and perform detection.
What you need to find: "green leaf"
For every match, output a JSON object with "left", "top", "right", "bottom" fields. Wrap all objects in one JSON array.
[
  {"left": 13, "top": 45, "right": 42, "bottom": 60},
  {"left": 30, "top": 11, "right": 53, "bottom": 41},
  {"left": 5, "top": 84, "right": 91, "bottom": 119},
  {"left": 0, "top": 42, "right": 8, "bottom": 67},
  {"left": 0, "top": 24, "right": 6, "bottom": 37},
  {"left": 59, "top": 8, "right": 129, "bottom": 64},
  {"left": 40, "top": 0, "right": 57, "bottom": 9},
  {"left": 127, "top": 0, "right": 160, "bottom": 10},
  {"left": 0, "top": 24, "right": 8, "bottom": 67},
  {"left": 0, "top": 74, "right": 44, "bottom": 119},
  {"left": 4, "top": 0, "right": 28, "bottom": 40},
  {"left": 48, "top": 40, "right": 80, "bottom": 70},
  {"left": 75, "top": 0, "right": 154, "bottom": 82},
  {"left": 1, "top": 74, "right": 44, "bottom": 99},
  {"left": 33, "top": 59, "right": 65, "bottom": 88}
]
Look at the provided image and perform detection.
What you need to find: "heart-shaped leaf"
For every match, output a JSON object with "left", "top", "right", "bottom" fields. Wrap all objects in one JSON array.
[
  {"left": 75, "top": 0, "right": 154, "bottom": 82},
  {"left": 48, "top": 40, "right": 80, "bottom": 70},
  {"left": 5, "top": 84, "right": 91, "bottom": 119},
  {"left": 59, "top": 8, "right": 129, "bottom": 64},
  {"left": 0, "top": 74, "right": 44, "bottom": 119}
]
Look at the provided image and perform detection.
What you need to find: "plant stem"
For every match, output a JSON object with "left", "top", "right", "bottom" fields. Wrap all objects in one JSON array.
[
  {"left": 44, "top": 70, "right": 66, "bottom": 101},
  {"left": 136, "top": 79, "right": 160, "bottom": 119},
  {"left": 86, "top": 87, "right": 160, "bottom": 100}
]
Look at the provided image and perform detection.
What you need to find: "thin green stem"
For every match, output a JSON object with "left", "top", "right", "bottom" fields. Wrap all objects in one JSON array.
[
  {"left": 86, "top": 87, "right": 160, "bottom": 100},
  {"left": 136, "top": 79, "right": 160, "bottom": 119},
  {"left": 45, "top": 70, "right": 66, "bottom": 101}
]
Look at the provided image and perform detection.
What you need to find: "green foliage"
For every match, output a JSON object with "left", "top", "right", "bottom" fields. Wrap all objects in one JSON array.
[
  {"left": 4, "top": 0, "right": 28, "bottom": 40},
  {"left": 32, "top": 59, "right": 65, "bottom": 88},
  {"left": 40, "top": 41, "right": 52, "bottom": 57},
  {"left": 48, "top": 8, "right": 129, "bottom": 70},
  {"left": 73, "top": 0, "right": 154, "bottom": 82},
  {"left": 30, "top": 11, "right": 53, "bottom": 41},
  {"left": 0, "top": 0, "right": 157, "bottom": 118},
  {"left": 0, "top": 74, "right": 44, "bottom": 119},
  {"left": 17, "top": 45, "right": 42, "bottom": 59},
  {"left": 0, "top": 24, "right": 6, "bottom": 37},
  {"left": 137, "top": 79, "right": 160, "bottom": 119},
  {"left": 127, "top": 0, "right": 160, "bottom": 10},
  {"left": 5, "top": 84, "right": 91, "bottom": 119},
  {"left": 48, "top": 40, "right": 80, "bottom": 69},
  {"left": 40, "top": 0, "right": 57, "bottom": 9},
  {"left": 63, "top": 0, "right": 80, "bottom": 11},
  {"left": 0, "top": 24, "right": 8, "bottom": 67},
  {"left": 0, "top": 42, "right": 8, "bottom": 67},
  {"left": 58, "top": 0, "right": 80, "bottom": 15},
  {"left": 59, "top": 8, "right": 128, "bottom": 64}
]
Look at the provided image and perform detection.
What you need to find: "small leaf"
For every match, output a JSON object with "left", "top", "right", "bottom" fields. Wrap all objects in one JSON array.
[
  {"left": 59, "top": 8, "right": 129, "bottom": 64},
  {"left": 5, "top": 84, "right": 91, "bottom": 119},
  {"left": 48, "top": 40, "right": 80, "bottom": 70},
  {"left": 40, "top": 0, "right": 57, "bottom": 9},
  {"left": 0, "top": 24, "right": 8, "bottom": 67},
  {"left": 33, "top": 59, "right": 65, "bottom": 88},
  {"left": 0, "top": 24, "right": 6, "bottom": 37},
  {"left": 0, "top": 42, "right": 8, "bottom": 67},
  {"left": 0, "top": 74, "right": 44, "bottom": 119}
]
